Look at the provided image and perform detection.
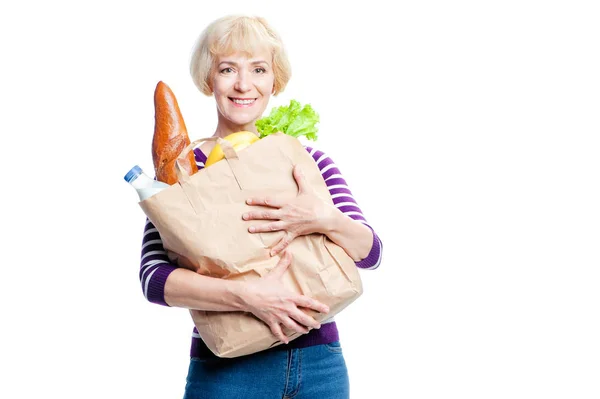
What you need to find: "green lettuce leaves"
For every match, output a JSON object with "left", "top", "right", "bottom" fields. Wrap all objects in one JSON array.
[{"left": 255, "top": 99, "right": 319, "bottom": 141}]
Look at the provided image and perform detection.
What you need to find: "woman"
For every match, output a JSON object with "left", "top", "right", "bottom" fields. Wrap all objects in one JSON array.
[{"left": 140, "top": 14, "right": 383, "bottom": 399}]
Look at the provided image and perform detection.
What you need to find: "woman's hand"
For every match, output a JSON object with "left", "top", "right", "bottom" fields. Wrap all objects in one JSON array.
[
  {"left": 242, "top": 251, "right": 329, "bottom": 344},
  {"left": 243, "top": 165, "right": 338, "bottom": 256}
]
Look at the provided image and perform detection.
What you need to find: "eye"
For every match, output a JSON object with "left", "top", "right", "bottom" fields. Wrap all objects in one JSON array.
[
  {"left": 254, "top": 67, "right": 267, "bottom": 74},
  {"left": 220, "top": 67, "right": 234, "bottom": 74}
]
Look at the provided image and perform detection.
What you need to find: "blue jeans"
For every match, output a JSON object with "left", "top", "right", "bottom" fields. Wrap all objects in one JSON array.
[{"left": 183, "top": 342, "right": 350, "bottom": 399}]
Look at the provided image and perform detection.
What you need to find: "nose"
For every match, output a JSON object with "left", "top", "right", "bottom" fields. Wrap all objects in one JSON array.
[{"left": 234, "top": 69, "right": 251, "bottom": 93}]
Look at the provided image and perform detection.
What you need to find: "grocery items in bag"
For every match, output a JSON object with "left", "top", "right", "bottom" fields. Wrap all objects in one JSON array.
[
  {"left": 124, "top": 165, "right": 169, "bottom": 201},
  {"left": 152, "top": 81, "right": 198, "bottom": 184},
  {"left": 204, "top": 100, "right": 319, "bottom": 167},
  {"left": 204, "top": 131, "right": 259, "bottom": 167}
]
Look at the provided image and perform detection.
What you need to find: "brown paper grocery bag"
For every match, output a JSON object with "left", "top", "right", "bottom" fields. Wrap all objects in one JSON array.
[{"left": 139, "top": 132, "right": 362, "bottom": 358}]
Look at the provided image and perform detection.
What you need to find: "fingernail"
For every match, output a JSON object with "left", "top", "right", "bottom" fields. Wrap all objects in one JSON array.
[
  {"left": 249, "top": 226, "right": 255, "bottom": 233},
  {"left": 246, "top": 199, "right": 252, "bottom": 204},
  {"left": 242, "top": 213, "right": 248, "bottom": 220}
]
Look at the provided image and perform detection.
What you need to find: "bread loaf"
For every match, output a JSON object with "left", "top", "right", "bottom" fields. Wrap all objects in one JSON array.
[{"left": 152, "top": 81, "right": 198, "bottom": 185}]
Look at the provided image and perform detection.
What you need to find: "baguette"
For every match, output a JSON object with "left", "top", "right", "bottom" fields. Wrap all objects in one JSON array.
[{"left": 152, "top": 81, "right": 198, "bottom": 184}]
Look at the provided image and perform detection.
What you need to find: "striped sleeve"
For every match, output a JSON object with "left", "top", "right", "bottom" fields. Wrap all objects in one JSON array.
[
  {"left": 139, "top": 149, "right": 207, "bottom": 307},
  {"left": 305, "top": 146, "right": 383, "bottom": 270},
  {"left": 139, "top": 218, "right": 178, "bottom": 306}
]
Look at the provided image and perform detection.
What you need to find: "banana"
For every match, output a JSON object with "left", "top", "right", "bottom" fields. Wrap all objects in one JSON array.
[{"left": 204, "top": 131, "right": 260, "bottom": 167}]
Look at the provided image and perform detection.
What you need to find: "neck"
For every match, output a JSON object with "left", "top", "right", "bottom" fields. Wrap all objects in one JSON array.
[{"left": 213, "top": 113, "right": 258, "bottom": 138}]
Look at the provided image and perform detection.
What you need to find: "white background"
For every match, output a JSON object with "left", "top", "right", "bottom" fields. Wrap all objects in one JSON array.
[{"left": 1, "top": 1, "right": 599, "bottom": 398}]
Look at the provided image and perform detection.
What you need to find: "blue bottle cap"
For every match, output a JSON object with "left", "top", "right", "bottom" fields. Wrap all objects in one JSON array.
[{"left": 124, "top": 165, "right": 143, "bottom": 183}]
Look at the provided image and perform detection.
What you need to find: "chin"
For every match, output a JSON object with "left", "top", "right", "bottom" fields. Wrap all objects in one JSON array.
[{"left": 229, "top": 114, "right": 260, "bottom": 127}]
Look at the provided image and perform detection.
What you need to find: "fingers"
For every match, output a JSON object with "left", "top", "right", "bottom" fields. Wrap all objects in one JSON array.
[
  {"left": 289, "top": 308, "right": 322, "bottom": 330},
  {"left": 269, "top": 322, "right": 289, "bottom": 344},
  {"left": 269, "top": 234, "right": 294, "bottom": 256},
  {"left": 246, "top": 196, "right": 284, "bottom": 208},
  {"left": 268, "top": 251, "right": 292, "bottom": 278},
  {"left": 293, "top": 165, "right": 308, "bottom": 193},
  {"left": 248, "top": 221, "right": 287, "bottom": 234},
  {"left": 280, "top": 316, "right": 310, "bottom": 335},
  {"left": 269, "top": 318, "right": 311, "bottom": 344},
  {"left": 243, "top": 209, "right": 280, "bottom": 221},
  {"left": 267, "top": 302, "right": 325, "bottom": 343},
  {"left": 294, "top": 295, "right": 330, "bottom": 314}
]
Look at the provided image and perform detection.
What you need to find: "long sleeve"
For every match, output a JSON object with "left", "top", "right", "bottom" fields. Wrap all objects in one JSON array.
[
  {"left": 139, "top": 219, "right": 178, "bottom": 306},
  {"left": 305, "top": 146, "right": 383, "bottom": 270}
]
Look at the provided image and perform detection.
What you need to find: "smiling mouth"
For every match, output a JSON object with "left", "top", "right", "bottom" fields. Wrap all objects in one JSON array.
[{"left": 229, "top": 98, "right": 256, "bottom": 106}]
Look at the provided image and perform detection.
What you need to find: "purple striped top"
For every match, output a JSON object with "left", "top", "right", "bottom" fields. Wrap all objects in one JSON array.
[{"left": 140, "top": 145, "right": 383, "bottom": 358}]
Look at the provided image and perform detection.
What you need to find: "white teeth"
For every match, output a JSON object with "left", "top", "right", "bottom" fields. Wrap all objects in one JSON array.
[{"left": 232, "top": 98, "right": 255, "bottom": 105}]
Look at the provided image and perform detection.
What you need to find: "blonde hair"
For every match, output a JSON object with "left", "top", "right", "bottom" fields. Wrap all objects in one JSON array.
[{"left": 189, "top": 15, "right": 291, "bottom": 96}]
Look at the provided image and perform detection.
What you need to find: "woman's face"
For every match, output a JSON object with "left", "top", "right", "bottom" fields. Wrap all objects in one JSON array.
[{"left": 211, "top": 48, "right": 275, "bottom": 130}]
